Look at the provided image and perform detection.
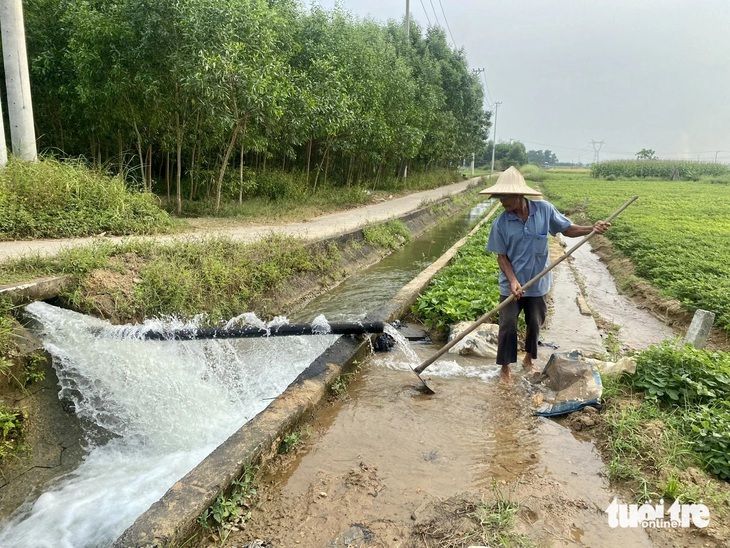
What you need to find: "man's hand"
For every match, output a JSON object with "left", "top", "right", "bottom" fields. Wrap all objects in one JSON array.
[
  {"left": 593, "top": 220, "right": 611, "bottom": 234},
  {"left": 509, "top": 279, "right": 524, "bottom": 299}
]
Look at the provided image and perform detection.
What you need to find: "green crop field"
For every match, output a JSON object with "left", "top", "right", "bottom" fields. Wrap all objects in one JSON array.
[{"left": 541, "top": 171, "right": 730, "bottom": 335}]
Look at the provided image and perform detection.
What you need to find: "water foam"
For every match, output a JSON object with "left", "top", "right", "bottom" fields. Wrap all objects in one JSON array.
[{"left": 0, "top": 302, "right": 339, "bottom": 547}]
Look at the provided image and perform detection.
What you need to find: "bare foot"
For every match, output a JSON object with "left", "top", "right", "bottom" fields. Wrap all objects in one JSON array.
[
  {"left": 500, "top": 365, "right": 511, "bottom": 382},
  {"left": 522, "top": 357, "right": 537, "bottom": 374}
]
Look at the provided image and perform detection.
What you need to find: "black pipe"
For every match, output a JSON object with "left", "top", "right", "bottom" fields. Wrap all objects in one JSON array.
[{"left": 140, "top": 321, "right": 386, "bottom": 341}]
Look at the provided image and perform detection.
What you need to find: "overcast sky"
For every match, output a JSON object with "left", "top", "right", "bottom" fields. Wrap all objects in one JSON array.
[{"left": 309, "top": 0, "right": 730, "bottom": 164}]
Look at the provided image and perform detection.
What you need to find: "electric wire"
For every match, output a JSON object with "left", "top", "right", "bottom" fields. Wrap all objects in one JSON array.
[
  {"left": 427, "top": 0, "right": 442, "bottom": 30},
  {"left": 437, "top": 0, "right": 457, "bottom": 48},
  {"left": 418, "top": 0, "right": 432, "bottom": 27},
  {"left": 481, "top": 71, "right": 494, "bottom": 108}
]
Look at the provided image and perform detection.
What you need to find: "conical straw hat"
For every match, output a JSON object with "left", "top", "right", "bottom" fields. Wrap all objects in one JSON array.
[{"left": 479, "top": 166, "right": 541, "bottom": 196}]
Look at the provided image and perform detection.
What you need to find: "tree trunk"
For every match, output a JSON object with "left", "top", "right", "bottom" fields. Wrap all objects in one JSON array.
[
  {"left": 175, "top": 112, "right": 183, "bottom": 215},
  {"left": 133, "top": 122, "right": 145, "bottom": 190},
  {"left": 239, "top": 143, "right": 244, "bottom": 204},
  {"left": 189, "top": 142, "right": 197, "bottom": 201},
  {"left": 146, "top": 145, "right": 153, "bottom": 192},
  {"left": 323, "top": 146, "right": 331, "bottom": 187},
  {"left": 306, "top": 138, "right": 313, "bottom": 185},
  {"left": 215, "top": 118, "right": 244, "bottom": 214},
  {"left": 166, "top": 151, "right": 170, "bottom": 201},
  {"left": 312, "top": 140, "right": 331, "bottom": 193}
]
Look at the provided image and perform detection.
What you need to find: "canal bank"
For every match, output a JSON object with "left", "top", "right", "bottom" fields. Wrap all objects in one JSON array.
[{"left": 0, "top": 182, "right": 488, "bottom": 546}]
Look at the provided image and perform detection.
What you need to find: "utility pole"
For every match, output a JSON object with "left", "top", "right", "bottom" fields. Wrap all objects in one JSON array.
[
  {"left": 0, "top": 0, "right": 37, "bottom": 162},
  {"left": 590, "top": 140, "right": 604, "bottom": 165},
  {"left": 0, "top": 90, "right": 7, "bottom": 167},
  {"left": 471, "top": 152, "right": 475, "bottom": 176},
  {"left": 405, "top": 0, "right": 409, "bottom": 42},
  {"left": 490, "top": 101, "right": 502, "bottom": 175}
]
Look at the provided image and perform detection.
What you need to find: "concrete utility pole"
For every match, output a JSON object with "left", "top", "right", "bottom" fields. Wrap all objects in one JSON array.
[
  {"left": 405, "top": 0, "right": 409, "bottom": 41},
  {"left": 1, "top": 0, "right": 37, "bottom": 162},
  {"left": 0, "top": 90, "right": 7, "bottom": 167},
  {"left": 490, "top": 101, "right": 502, "bottom": 175}
]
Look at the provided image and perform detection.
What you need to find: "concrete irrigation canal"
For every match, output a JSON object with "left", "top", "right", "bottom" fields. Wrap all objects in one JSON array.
[{"left": 0, "top": 188, "right": 710, "bottom": 547}]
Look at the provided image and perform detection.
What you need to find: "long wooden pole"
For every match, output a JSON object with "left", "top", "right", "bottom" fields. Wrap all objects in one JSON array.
[{"left": 414, "top": 195, "right": 639, "bottom": 376}]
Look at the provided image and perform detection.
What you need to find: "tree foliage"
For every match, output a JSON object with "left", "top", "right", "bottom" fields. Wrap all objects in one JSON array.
[{"left": 18, "top": 1, "right": 490, "bottom": 212}]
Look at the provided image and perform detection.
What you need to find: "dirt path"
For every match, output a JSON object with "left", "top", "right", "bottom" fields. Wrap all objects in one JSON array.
[
  {"left": 217, "top": 236, "right": 695, "bottom": 547},
  {"left": 0, "top": 179, "right": 479, "bottom": 264}
]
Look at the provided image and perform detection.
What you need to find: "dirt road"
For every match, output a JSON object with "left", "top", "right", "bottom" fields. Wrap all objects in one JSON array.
[{"left": 0, "top": 178, "right": 480, "bottom": 264}]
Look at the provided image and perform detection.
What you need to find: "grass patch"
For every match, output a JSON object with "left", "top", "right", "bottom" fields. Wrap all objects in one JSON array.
[
  {"left": 198, "top": 465, "right": 258, "bottom": 544},
  {"left": 599, "top": 345, "right": 730, "bottom": 516},
  {"left": 0, "top": 235, "right": 341, "bottom": 324},
  {"left": 0, "top": 157, "right": 175, "bottom": 240},
  {"left": 362, "top": 220, "right": 412, "bottom": 250},
  {"left": 411, "top": 482, "right": 533, "bottom": 547}
]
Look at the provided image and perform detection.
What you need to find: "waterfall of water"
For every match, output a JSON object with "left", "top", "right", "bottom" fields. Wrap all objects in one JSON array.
[{"left": 0, "top": 302, "right": 339, "bottom": 548}]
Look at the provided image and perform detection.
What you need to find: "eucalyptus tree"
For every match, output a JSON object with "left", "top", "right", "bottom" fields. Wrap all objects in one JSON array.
[
  {"left": 287, "top": 6, "right": 357, "bottom": 189},
  {"left": 185, "top": 0, "right": 294, "bottom": 212},
  {"left": 419, "top": 27, "right": 489, "bottom": 167}
]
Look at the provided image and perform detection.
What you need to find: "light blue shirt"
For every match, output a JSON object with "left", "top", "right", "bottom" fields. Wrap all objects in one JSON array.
[{"left": 486, "top": 199, "right": 571, "bottom": 297}]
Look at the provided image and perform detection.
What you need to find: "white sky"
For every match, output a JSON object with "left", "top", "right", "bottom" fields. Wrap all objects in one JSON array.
[{"left": 309, "top": 0, "right": 730, "bottom": 164}]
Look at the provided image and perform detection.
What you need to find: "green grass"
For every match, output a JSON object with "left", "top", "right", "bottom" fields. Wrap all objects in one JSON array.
[
  {"left": 362, "top": 220, "right": 412, "bottom": 249},
  {"left": 198, "top": 465, "right": 258, "bottom": 544},
  {"left": 0, "top": 157, "right": 175, "bottom": 240},
  {"left": 600, "top": 345, "right": 730, "bottom": 515},
  {"left": 0, "top": 235, "right": 342, "bottom": 323}
]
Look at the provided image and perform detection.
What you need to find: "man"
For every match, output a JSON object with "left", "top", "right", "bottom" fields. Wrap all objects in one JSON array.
[{"left": 482, "top": 167, "right": 609, "bottom": 380}]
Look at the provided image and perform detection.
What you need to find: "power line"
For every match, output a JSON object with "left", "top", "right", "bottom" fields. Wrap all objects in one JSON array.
[
  {"left": 427, "top": 0, "right": 442, "bottom": 30},
  {"left": 437, "top": 0, "right": 457, "bottom": 48},
  {"left": 490, "top": 101, "right": 502, "bottom": 174},
  {"left": 521, "top": 139, "right": 593, "bottom": 153},
  {"left": 471, "top": 68, "right": 492, "bottom": 109},
  {"left": 418, "top": 0, "right": 432, "bottom": 27},
  {"left": 480, "top": 72, "right": 494, "bottom": 107},
  {"left": 590, "top": 140, "right": 605, "bottom": 164}
]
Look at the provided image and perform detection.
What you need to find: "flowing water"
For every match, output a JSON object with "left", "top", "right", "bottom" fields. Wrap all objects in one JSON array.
[
  {"left": 0, "top": 204, "right": 489, "bottom": 547},
  {"left": 0, "top": 304, "right": 339, "bottom": 547}
]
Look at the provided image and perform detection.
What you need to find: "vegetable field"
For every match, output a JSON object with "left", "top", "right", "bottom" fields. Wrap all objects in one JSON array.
[
  {"left": 542, "top": 171, "right": 730, "bottom": 335},
  {"left": 412, "top": 219, "right": 500, "bottom": 331}
]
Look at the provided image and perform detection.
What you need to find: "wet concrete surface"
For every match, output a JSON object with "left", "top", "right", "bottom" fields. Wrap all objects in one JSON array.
[{"left": 564, "top": 235, "right": 679, "bottom": 351}]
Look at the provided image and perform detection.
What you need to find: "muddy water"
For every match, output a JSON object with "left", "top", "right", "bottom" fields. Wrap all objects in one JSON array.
[
  {"left": 565, "top": 236, "right": 678, "bottom": 350},
  {"left": 228, "top": 235, "right": 677, "bottom": 547},
  {"left": 233, "top": 339, "right": 653, "bottom": 547}
]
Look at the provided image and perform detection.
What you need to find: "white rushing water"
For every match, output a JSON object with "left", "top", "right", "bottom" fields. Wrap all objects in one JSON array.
[{"left": 0, "top": 302, "right": 339, "bottom": 548}]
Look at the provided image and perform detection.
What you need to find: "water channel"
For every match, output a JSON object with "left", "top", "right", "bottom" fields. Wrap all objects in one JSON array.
[{"left": 0, "top": 203, "right": 489, "bottom": 547}]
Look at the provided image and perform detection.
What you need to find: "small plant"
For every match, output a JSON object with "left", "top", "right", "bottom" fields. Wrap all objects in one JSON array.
[
  {"left": 469, "top": 481, "right": 533, "bottom": 547},
  {"left": 198, "top": 466, "right": 258, "bottom": 543},
  {"left": 23, "top": 353, "right": 46, "bottom": 385},
  {"left": 278, "top": 431, "right": 301, "bottom": 454},
  {"left": 331, "top": 371, "right": 355, "bottom": 397},
  {"left": 363, "top": 220, "right": 412, "bottom": 249},
  {"left": 0, "top": 406, "right": 24, "bottom": 460}
]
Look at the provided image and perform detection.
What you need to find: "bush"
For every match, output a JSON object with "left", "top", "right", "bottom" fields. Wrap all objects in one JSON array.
[{"left": 0, "top": 157, "right": 174, "bottom": 239}]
